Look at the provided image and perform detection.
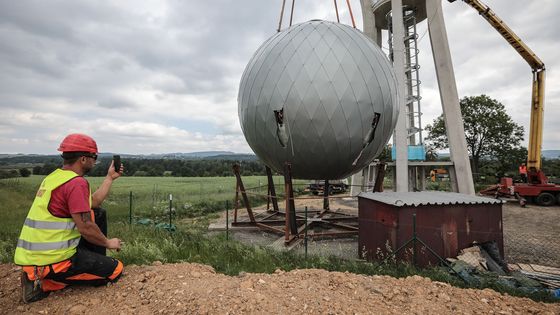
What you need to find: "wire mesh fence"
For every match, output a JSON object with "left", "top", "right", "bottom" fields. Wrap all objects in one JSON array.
[
  {"left": 122, "top": 184, "right": 560, "bottom": 269},
  {"left": 504, "top": 230, "right": 560, "bottom": 268},
  {"left": 290, "top": 225, "right": 560, "bottom": 270}
]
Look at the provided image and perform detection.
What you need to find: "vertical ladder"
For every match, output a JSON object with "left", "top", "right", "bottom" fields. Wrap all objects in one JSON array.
[{"left": 387, "top": 7, "right": 423, "bottom": 147}]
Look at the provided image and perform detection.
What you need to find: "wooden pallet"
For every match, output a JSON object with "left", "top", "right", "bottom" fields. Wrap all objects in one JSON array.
[{"left": 508, "top": 263, "right": 560, "bottom": 289}]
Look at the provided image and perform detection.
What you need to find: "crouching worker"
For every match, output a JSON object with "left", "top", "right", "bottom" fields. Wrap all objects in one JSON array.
[{"left": 14, "top": 133, "right": 124, "bottom": 303}]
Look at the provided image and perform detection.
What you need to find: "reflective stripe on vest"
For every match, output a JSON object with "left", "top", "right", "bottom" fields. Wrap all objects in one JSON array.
[
  {"left": 17, "top": 238, "right": 80, "bottom": 251},
  {"left": 14, "top": 169, "right": 87, "bottom": 266},
  {"left": 24, "top": 218, "right": 76, "bottom": 230}
]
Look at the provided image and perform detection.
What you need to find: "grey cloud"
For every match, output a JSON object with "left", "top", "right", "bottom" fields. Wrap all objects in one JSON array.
[
  {"left": 97, "top": 96, "right": 137, "bottom": 109},
  {"left": 1, "top": 0, "right": 559, "bottom": 154}
]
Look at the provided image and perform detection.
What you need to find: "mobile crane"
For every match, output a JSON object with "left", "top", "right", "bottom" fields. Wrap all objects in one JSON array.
[{"left": 449, "top": 0, "right": 560, "bottom": 206}]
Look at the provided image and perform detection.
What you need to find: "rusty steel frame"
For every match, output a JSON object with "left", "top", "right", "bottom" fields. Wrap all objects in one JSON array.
[
  {"left": 323, "top": 179, "right": 330, "bottom": 210},
  {"left": 233, "top": 164, "right": 256, "bottom": 224},
  {"left": 232, "top": 163, "right": 359, "bottom": 246},
  {"left": 266, "top": 166, "right": 280, "bottom": 212}
]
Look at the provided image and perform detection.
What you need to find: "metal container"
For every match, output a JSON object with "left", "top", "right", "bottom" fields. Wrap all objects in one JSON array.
[
  {"left": 358, "top": 191, "right": 504, "bottom": 267},
  {"left": 238, "top": 20, "right": 398, "bottom": 179}
]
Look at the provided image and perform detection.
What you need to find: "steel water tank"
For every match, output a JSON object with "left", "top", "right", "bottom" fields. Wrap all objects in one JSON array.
[{"left": 238, "top": 20, "right": 399, "bottom": 179}]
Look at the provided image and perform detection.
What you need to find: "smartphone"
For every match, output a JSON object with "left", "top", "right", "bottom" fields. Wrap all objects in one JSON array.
[{"left": 113, "top": 155, "right": 121, "bottom": 172}]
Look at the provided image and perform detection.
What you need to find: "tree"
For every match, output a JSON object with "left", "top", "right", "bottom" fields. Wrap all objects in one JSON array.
[
  {"left": 424, "top": 143, "right": 439, "bottom": 161},
  {"left": 542, "top": 158, "right": 560, "bottom": 179},
  {"left": 477, "top": 146, "right": 527, "bottom": 182},
  {"left": 494, "top": 146, "right": 527, "bottom": 177},
  {"left": 0, "top": 170, "right": 14, "bottom": 179},
  {"left": 19, "top": 168, "right": 31, "bottom": 177},
  {"left": 32, "top": 165, "right": 42, "bottom": 175},
  {"left": 39, "top": 163, "right": 58, "bottom": 175},
  {"left": 377, "top": 145, "right": 392, "bottom": 161},
  {"left": 425, "top": 95, "right": 524, "bottom": 174}
]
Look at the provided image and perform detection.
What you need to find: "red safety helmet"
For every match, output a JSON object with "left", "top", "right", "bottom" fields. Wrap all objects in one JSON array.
[{"left": 57, "top": 133, "right": 98, "bottom": 154}]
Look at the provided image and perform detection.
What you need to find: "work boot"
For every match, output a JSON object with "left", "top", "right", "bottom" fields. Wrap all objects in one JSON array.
[{"left": 20, "top": 272, "right": 49, "bottom": 303}]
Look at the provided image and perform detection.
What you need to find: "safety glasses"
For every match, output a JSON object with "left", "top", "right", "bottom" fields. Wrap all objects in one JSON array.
[{"left": 82, "top": 153, "right": 98, "bottom": 160}]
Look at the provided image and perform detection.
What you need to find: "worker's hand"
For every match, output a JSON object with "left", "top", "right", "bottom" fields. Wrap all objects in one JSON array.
[
  {"left": 106, "top": 238, "right": 122, "bottom": 251},
  {"left": 106, "top": 160, "right": 124, "bottom": 180}
]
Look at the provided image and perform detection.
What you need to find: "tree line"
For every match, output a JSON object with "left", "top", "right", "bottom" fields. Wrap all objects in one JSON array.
[
  {"left": 424, "top": 94, "right": 560, "bottom": 182},
  {"left": 22, "top": 158, "right": 266, "bottom": 178}
]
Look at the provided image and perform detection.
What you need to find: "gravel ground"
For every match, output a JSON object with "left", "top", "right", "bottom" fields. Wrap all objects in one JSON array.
[
  {"left": 502, "top": 202, "right": 560, "bottom": 267},
  {"left": 1, "top": 262, "right": 558, "bottom": 314}
]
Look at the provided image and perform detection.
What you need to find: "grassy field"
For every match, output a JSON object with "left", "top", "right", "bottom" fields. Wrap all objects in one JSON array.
[
  {"left": 0, "top": 174, "right": 313, "bottom": 262},
  {"left": 0, "top": 175, "right": 556, "bottom": 302},
  {"left": 1, "top": 175, "right": 302, "bottom": 220}
]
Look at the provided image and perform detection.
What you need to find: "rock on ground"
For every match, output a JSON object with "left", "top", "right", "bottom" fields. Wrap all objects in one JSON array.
[{"left": 0, "top": 263, "right": 558, "bottom": 314}]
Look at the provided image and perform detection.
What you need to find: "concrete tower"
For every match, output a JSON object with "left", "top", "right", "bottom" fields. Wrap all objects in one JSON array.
[{"left": 359, "top": 0, "right": 475, "bottom": 195}]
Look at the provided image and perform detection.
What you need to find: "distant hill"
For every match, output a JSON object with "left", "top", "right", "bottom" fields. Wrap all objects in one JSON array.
[
  {"left": 437, "top": 150, "right": 560, "bottom": 160},
  {"left": 0, "top": 151, "right": 257, "bottom": 164},
  {"left": 206, "top": 154, "right": 258, "bottom": 161},
  {"left": 98, "top": 151, "right": 238, "bottom": 159},
  {"left": 141, "top": 151, "right": 236, "bottom": 159},
  {"left": 0, "top": 155, "right": 60, "bottom": 164},
  {"left": 543, "top": 150, "right": 560, "bottom": 159}
]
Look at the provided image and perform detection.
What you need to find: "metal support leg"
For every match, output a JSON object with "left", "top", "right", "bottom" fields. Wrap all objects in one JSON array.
[
  {"left": 373, "top": 162, "right": 386, "bottom": 192},
  {"left": 283, "top": 163, "right": 298, "bottom": 242},
  {"left": 266, "top": 166, "right": 279, "bottom": 212},
  {"left": 323, "top": 179, "right": 330, "bottom": 210},
  {"left": 232, "top": 164, "right": 256, "bottom": 223}
]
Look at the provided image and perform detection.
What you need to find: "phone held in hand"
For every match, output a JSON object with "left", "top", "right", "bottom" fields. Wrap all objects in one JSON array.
[{"left": 113, "top": 155, "right": 121, "bottom": 172}]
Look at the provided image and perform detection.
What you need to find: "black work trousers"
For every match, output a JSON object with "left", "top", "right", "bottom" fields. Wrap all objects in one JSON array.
[{"left": 31, "top": 208, "right": 124, "bottom": 291}]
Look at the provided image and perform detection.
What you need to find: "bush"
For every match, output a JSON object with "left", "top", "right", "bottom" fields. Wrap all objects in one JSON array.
[
  {"left": 0, "top": 170, "right": 19, "bottom": 179},
  {"left": 425, "top": 181, "right": 451, "bottom": 191},
  {"left": 40, "top": 163, "right": 58, "bottom": 175},
  {"left": 32, "top": 166, "right": 42, "bottom": 175},
  {"left": 19, "top": 168, "right": 31, "bottom": 177}
]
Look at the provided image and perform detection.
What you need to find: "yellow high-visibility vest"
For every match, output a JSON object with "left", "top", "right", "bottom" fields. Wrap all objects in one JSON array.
[{"left": 14, "top": 169, "right": 90, "bottom": 266}]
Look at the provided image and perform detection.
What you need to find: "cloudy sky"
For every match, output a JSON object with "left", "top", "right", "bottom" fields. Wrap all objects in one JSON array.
[{"left": 1, "top": 0, "right": 559, "bottom": 154}]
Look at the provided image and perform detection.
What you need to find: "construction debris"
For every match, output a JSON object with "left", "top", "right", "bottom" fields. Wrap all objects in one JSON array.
[
  {"left": 456, "top": 246, "right": 487, "bottom": 271},
  {"left": 450, "top": 243, "right": 506, "bottom": 275},
  {"left": 449, "top": 243, "right": 560, "bottom": 298},
  {"left": 509, "top": 263, "right": 560, "bottom": 289}
]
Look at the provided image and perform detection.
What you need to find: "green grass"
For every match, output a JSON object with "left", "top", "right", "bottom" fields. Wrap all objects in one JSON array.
[
  {"left": 0, "top": 175, "right": 303, "bottom": 262},
  {"left": 0, "top": 175, "right": 557, "bottom": 303},
  {"left": 87, "top": 175, "right": 300, "bottom": 222}
]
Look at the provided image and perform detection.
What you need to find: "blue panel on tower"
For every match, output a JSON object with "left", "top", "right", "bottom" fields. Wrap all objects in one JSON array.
[{"left": 391, "top": 145, "right": 425, "bottom": 161}]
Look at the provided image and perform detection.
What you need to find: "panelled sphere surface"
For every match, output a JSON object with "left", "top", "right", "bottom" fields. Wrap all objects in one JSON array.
[{"left": 238, "top": 20, "right": 399, "bottom": 179}]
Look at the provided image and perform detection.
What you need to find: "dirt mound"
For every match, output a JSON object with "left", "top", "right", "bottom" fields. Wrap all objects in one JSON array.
[{"left": 0, "top": 263, "right": 557, "bottom": 314}]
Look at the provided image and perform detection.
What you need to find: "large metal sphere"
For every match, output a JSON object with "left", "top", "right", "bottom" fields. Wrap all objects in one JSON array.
[{"left": 238, "top": 20, "right": 398, "bottom": 179}]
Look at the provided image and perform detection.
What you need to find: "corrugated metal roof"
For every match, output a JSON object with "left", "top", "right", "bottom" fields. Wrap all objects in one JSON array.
[{"left": 358, "top": 191, "right": 503, "bottom": 207}]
